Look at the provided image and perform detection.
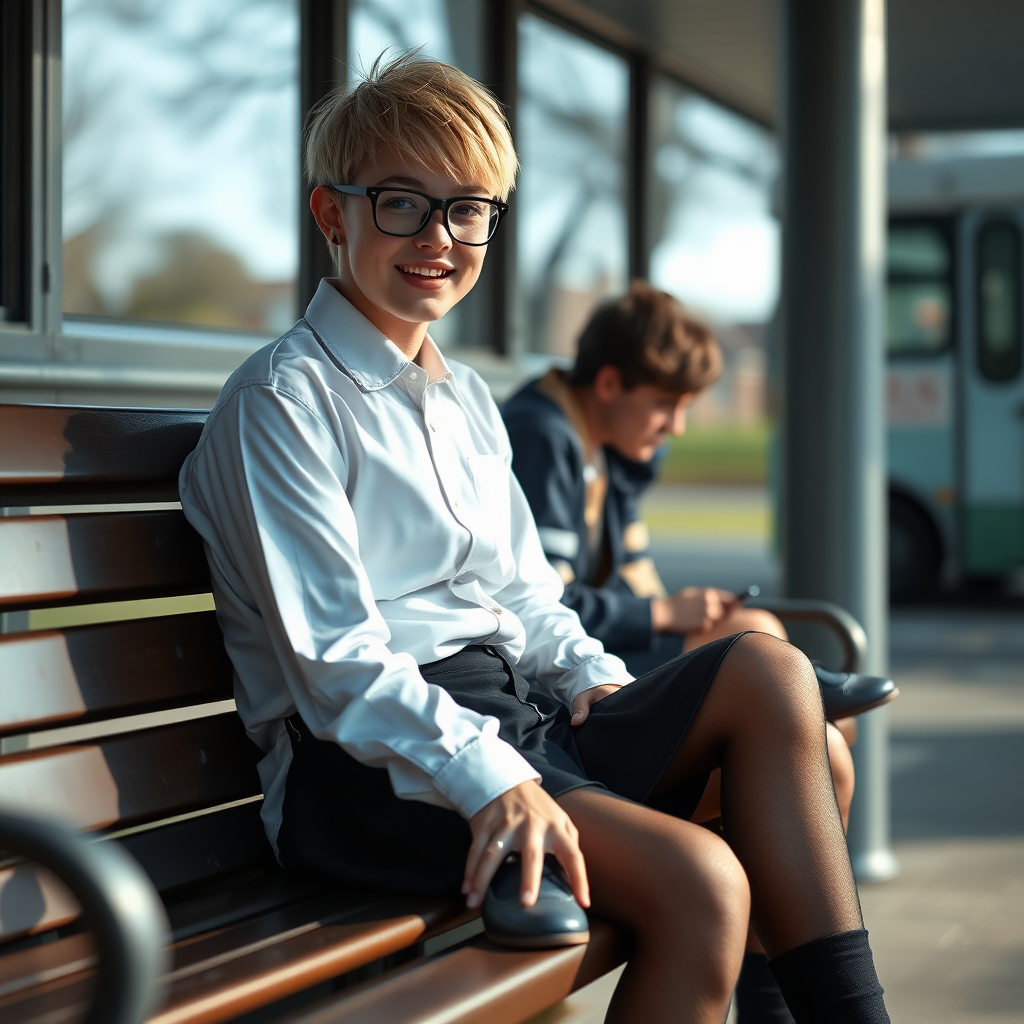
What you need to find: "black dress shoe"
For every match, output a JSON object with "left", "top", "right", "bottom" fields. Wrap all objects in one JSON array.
[
  {"left": 814, "top": 666, "right": 898, "bottom": 721},
  {"left": 483, "top": 854, "right": 590, "bottom": 949}
]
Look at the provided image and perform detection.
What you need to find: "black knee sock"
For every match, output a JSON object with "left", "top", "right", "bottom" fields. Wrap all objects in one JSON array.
[
  {"left": 767, "top": 929, "right": 889, "bottom": 1024},
  {"left": 735, "top": 952, "right": 795, "bottom": 1023},
  {"left": 733, "top": 950, "right": 794, "bottom": 1024}
]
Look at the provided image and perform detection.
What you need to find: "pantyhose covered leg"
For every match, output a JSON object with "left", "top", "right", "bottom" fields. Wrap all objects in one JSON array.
[{"left": 653, "top": 631, "right": 863, "bottom": 955}]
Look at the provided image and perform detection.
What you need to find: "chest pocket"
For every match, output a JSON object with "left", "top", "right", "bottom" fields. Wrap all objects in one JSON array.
[{"left": 466, "top": 453, "right": 512, "bottom": 557}]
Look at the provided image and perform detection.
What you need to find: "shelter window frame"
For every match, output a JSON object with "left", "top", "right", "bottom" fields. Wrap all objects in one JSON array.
[
  {"left": 0, "top": 3, "right": 38, "bottom": 331},
  {"left": 1, "top": 0, "right": 781, "bottom": 405},
  {"left": 0, "top": 0, "right": 347, "bottom": 409}
]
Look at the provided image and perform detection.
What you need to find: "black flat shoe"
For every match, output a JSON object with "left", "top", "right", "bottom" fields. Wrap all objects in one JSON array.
[
  {"left": 483, "top": 854, "right": 590, "bottom": 949},
  {"left": 814, "top": 665, "right": 898, "bottom": 721}
]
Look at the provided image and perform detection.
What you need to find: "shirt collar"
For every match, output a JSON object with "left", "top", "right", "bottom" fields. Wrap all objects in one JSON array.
[
  {"left": 304, "top": 279, "right": 411, "bottom": 392},
  {"left": 415, "top": 334, "right": 453, "bottom": 384}
]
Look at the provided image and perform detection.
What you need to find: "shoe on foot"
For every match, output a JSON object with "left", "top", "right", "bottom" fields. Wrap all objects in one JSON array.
[
  {"left": 483, "top": 854, "right": 590, "bottom": 949},
  {"left": 814, "top": 665, "right": 898, "bottom": 721}
]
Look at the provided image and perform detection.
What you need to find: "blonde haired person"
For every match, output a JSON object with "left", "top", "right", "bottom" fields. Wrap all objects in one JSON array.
[{"left": 179, "top": 53, "right": 889, "bottom": 1024}]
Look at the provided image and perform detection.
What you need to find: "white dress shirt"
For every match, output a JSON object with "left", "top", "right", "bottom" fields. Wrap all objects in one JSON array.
[{"left": 179, "top": 280, "right": 632, "bottom": 854}]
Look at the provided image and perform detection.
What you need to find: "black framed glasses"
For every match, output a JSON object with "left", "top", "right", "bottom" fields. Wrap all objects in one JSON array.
[{"left": 333, "top": 185, "right": 508, "bottom": 246}]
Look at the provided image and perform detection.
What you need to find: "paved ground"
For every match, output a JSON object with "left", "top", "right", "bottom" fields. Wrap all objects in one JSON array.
[
  {"left": 539, "top": 486, "right": 1024, "bottom": 1022},
  {"left": 861, "top": 609, "right": 1024, "bottom": 1024}
]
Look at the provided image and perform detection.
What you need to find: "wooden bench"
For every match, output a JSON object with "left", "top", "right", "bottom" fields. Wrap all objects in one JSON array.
[{"left": 0, "top": 403, "right": 627, "bottom": 1024}]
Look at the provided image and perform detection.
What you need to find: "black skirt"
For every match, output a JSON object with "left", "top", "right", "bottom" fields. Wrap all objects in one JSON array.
[{"left": 277, "top": 634, "right": 743, "bottom": 897}]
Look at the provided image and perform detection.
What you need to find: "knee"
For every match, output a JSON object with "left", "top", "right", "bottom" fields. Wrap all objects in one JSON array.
[
  {"left": 730, "top": 607, "right": 788, "bottom": 642},
  {"left": 648, "top": 824, "right": 751, "bottom": 940},
  {"left": 728, "top": 632, "right": 822, "bottom": 722}
]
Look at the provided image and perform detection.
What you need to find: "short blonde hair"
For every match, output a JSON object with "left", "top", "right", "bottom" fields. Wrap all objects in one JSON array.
[{"left": 304, "top": 52, "right": 518, "bottom": 200}]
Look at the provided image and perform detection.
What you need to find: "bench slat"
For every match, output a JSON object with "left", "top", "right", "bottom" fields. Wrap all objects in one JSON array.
[
  {"left": 0, "top": 865, "right": 81, "bottom": 945},
  {"left": 0, "top": 511, "right": 210, "bottom": 611},
  {"left": 0, "top": 715, "right": 259, "bottom": 832},
  {"left": 122, "top": 800, "right": 268, "bottom": 896},
  {"left": 287, "top": 919, "right": 626, "bottom": 1024},
  {"left": 0, "top": 803, "right": 271, "bottom": 947},
  {"left": 0, "top": 404, "right": 205, "bottom": 506},
  {"left": 0, "top": 612, "right": 232, "bottom": 737},
  {"left": 0, "top": 893, "right": 461, "bottom": 1024}
]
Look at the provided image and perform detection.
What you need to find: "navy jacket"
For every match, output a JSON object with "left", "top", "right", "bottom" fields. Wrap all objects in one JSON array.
[{"left": 503, "top": 370, "right": 664, "bottom": 652}]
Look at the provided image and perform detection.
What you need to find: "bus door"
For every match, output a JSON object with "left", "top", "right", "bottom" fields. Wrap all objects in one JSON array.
[{"left": 961, "top": 210, "right": 1024, "bottom": 579}]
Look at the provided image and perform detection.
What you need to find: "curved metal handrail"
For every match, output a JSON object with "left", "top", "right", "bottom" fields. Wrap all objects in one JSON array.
[
  {"left": 0, "top": 809, "right": 170, "bottom": 1024},
  {"left": 748, "top": 597, "right": 869, "bottom": 674}
]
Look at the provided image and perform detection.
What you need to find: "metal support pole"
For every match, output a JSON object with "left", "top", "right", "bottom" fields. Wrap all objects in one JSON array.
[{"left": 780, "top": 0, "right": 897, "bottom": 881}]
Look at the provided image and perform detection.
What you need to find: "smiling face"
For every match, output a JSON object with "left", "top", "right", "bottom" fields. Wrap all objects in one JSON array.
[
  {"left": 591, "top": 365, "right": 695, "bottom": 463},
  {"left": 310, "top": 151, "right": 494, "bottom": 353}
]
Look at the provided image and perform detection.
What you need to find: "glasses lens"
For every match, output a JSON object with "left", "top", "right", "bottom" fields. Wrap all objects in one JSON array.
[
  {"left": 375, "top": 190, "right": 431, "bottom": 235},
  {"left": 447, "top": 199, "right": 499, "bottom": 244}
]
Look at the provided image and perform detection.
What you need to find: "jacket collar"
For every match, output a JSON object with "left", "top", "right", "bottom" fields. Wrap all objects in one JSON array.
[
  {"left": 303, "top": 278, "right": 416, "bottom": 392},
  {"left": 534, "top": 368, "right": 597, "bottom": 463}
]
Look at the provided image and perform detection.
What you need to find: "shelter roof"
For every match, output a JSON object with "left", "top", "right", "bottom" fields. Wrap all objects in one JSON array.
[{"left": 560, "top": 0, "right": 1024, "bottom": 130}]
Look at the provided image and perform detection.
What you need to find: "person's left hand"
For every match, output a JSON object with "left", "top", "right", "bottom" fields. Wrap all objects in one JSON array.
[{"left": 570, "top": 684, "right": 623, "bottom": 726}]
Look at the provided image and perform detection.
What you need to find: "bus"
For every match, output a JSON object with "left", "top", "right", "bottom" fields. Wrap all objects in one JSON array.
[{"left": 886, "top": 151, "right": 1024, "bottom": 600}]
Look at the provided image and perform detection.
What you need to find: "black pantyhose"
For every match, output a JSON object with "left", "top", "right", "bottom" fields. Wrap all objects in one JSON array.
[
  {"left": 652, "top": 631, "right": 864, "bottom": 955},
  {"left": 555, "top": 632, "right": 885, "bottom": 1023}
]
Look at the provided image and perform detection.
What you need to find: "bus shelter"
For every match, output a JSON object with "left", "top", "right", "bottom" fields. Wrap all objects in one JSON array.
[{"left": 3, "top": 0, "right": 1024, "bottom": 883}]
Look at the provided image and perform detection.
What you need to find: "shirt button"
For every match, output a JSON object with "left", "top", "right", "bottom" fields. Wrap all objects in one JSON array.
[{"left": 409, "top": 371, "right": 419, "bottom": 381}]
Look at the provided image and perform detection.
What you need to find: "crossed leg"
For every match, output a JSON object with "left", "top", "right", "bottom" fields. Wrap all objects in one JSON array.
[
  {"left": 563, "top": 631, "right": 864, "bottom": 1022},
  {"left": 655, "top": 631, "right": 862, "bottom": 953}
]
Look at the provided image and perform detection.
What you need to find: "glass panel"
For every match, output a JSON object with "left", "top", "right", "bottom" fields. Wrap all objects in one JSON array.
[
  {"left": 977, "top": 221, "right": 1022, "bottom": 381},
  {"left": 648, "top": 76, "right": 778, "bottom": 327},
  {"left": 647, "top": 75, "right": 777, "bottom": 432},
  {"left": 347, "top": 0, "right": 485, "bottom": 350},
  {"left": 517, "top": 13, "right": 629, "bottom": 357},
  {"left": 887, "top": 226, "right": 950, "bottom": 276},
  {"left": 887, "top": 281, "right": 951, "bottom": 354},
  {"left": 62, "top": 0, "right": 299, "bottom": 334},
  {"left": 348, "top": 0, "right": 482, "bottom": 80}
]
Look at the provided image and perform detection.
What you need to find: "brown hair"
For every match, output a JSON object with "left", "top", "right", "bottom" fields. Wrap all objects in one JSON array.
[
  {"left": 568, "top": 281, "right": 722, "bottom": 394},
  {"left": 304, "top": 51, "right": 518, "bottom": 199}
]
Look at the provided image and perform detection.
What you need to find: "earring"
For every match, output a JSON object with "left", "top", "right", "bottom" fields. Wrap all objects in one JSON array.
[{"left": 331, "top": 235, "right": 340, "bottom": 244}]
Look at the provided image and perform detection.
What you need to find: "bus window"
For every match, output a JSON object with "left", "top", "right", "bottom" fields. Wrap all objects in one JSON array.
[
  {"left": 886, "top": 224, "right": 952, "bottom": 356},
  {"left": 976, "top": 221, "right": 1022, "bottom": 381}
]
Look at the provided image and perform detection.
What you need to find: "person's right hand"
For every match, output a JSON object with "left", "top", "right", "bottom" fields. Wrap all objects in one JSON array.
[
  {"left": 463, "top": 780, "right": 589, "bottom": 911},
  {"left": 651, "top": 586, "right": 736, "bottom": 634}
]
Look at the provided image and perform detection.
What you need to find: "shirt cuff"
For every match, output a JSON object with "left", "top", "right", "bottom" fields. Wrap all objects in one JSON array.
[
  {"left": 432, "top": 733, "right": 542, "bottom": 819},
  {"left": 561, "top": 653, "right": 634, "bottom": 705}
]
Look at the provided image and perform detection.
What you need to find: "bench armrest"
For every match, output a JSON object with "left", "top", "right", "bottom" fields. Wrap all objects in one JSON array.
[
  {"left": 0, "top": 809, "right": 170, "bottom": 1024},
  {"left": 747, "top": 598, "right": 868, "bottom": 673}
]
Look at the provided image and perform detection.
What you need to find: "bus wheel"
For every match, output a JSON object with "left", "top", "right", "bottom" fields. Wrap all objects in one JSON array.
[{"left": 889, "top": 491, "right": 942, "bottom": 603}]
